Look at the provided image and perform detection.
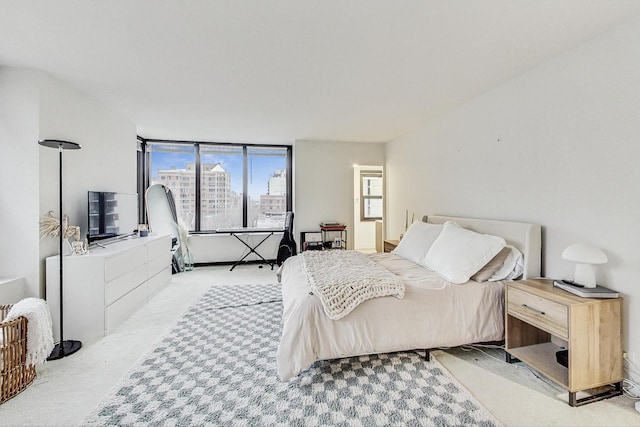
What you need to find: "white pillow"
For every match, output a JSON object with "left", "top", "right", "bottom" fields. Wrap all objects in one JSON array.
[
  {"left": 422, "top": 221, "right": 506, "bottom": 284},
  {"left": 392, "top": 221, "right": 443, "bottom": 264},
  {"left": 488, "top": 245, "right": 524, "bottom": 281}
]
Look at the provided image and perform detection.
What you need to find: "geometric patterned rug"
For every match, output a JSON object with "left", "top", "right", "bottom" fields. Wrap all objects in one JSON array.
[{"left": 83, "top": 284, "right": 501, "bottom": 426}]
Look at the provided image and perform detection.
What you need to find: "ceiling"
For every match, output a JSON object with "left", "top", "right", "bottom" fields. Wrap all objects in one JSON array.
[{"left": 1, "top": 1, "right": 640, "bottom": 143}]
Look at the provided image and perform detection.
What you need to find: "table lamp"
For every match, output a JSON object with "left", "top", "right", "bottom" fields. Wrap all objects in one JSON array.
[{"left": 561, "top": 243, "right": 607, "bottom": 288}]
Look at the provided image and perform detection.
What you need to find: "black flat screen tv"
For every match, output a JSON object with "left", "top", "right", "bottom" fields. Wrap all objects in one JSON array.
[{"left": 87, "top": 191, "right": 138, "bottom": 243}]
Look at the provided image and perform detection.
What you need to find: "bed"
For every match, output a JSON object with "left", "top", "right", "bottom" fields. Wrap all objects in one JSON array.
[{"left": 276, "top": 215, "right": 541, "bottom": 381}]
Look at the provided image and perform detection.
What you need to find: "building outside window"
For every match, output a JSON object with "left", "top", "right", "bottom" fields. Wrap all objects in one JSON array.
[
  {"left": 248, "top": 146, "right": 288, "bottom": 229},
  {"left": 200, "top": 144, "right": 243, "bottom": 230}
]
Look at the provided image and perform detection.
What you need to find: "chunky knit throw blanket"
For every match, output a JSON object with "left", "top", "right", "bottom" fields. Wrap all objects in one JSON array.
[
  {"left": 301, "top": 250, "right": 405, "bottom": 320},
  {"left": 5, "top": 298, "right": 55, "bottom": 366}
]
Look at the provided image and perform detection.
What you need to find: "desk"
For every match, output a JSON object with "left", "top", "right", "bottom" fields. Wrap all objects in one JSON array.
[{"left": 216, "top": 228, "right": 283, "bottom": 271}]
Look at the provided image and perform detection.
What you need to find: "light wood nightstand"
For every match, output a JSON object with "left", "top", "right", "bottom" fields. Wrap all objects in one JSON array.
[
  {"left": 383, "top": 239, "right": 399, "bottom": 252},
  {"left": 505, "top": 279, "right": 623, "bottom": 406}
]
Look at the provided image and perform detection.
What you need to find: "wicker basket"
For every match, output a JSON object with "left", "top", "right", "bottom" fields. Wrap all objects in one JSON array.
[{"left": 0, "top": 304, "right": 36, "bottom": 404}]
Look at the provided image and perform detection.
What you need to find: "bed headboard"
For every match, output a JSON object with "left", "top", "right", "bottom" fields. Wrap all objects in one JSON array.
[{"left": 423, "top": 215, "right": 542, "bottom": 280}]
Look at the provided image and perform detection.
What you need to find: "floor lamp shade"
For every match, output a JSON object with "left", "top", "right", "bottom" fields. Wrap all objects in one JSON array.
[{"left": 39, "top": 139, "right": 83, "bottom": 360}]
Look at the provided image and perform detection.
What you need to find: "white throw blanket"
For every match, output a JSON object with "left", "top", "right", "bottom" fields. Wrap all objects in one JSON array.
[
  {"left": 301, "top": 250, "right": 405, "bottom": 320},
  {"left": 5, "top": 298, "right": 55, "bottom": 366}
]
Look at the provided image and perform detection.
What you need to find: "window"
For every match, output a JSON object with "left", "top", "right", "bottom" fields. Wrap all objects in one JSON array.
[
  {"left": 360, "top": 171, "right": 382, "bottom": 221},
  {"left": 146, "top": 143, "right": 196, "bottom": 229},
  {"left": 199, "top": 144, "right": 243, "bottom": 230},
  {"left": 248, "top": 146, "right": 288, "bottom": 229},
  {"left": 140, "top": 140, "right": 292, "bottom": 232}
]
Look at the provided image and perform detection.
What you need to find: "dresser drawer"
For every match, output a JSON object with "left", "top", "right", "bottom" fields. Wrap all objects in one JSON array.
[
  {"left": 148, "top": 252, "right": 172, "bottom": 277},
  {"left": 147, "top": 235, "right": 171, "bottom": 261},
  {"left": 105, "top": 245, "right": 146, "bottom": 282},
  {"left": 105, "top": 264, "right": 148, "bottom": 306},
  {"left": 508, "top": 287, "right": 568, "bottom": 339},
  {"left": 148, "top": 266, "right": 171, "bottom": 298},
  {"left": 105, "top": 281, "right": 147, "bottom": 335}
]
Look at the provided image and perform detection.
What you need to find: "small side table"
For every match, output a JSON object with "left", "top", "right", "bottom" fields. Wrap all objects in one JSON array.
[
  {"left": 505, "top": 279, "right": 623, "bottom": 406},
  {"left": 383, "top": 239, "right": 399, "bottom": 252},
  {"left": 320, "top": 225, "right": 347, "bottom": 250}
]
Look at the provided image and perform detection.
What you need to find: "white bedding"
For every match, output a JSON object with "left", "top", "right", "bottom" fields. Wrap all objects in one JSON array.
[{"left": 277, "top": 252, "right": 505, "bottom": 381}]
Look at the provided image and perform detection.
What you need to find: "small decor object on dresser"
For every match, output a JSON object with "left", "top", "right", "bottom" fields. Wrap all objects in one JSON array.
[
  {"left": 71, "top": 241, "right": 85, "bottom": 256},
  {"left": 138, "top": 224, "right": 149, "bottom": 237}
]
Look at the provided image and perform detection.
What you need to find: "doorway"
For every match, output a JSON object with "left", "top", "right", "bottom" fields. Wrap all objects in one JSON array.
[{"left": 353, "top": 165, "right": 383, "bottom": 253}]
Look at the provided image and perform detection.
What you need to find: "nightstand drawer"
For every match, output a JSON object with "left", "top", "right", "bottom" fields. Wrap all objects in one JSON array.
[
  {"left": 383, "top": 240, "right": 399, "bottom": 252},
  {"left": 508, "top": 287, "right": 568, "bottom": 339}
]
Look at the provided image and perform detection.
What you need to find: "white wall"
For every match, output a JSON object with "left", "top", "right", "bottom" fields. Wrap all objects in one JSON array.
[
  {"left": 294, "top": 140, "right": 385, "bottom": 249},
  {"left": 0, "top": 67, "right": 137, "bottom": 298},
  {"left": 37, "top": 73, "right": 137, "bottom": 295},
  {"left": 0, "top": 68, "right": 41, "bottom": 297},
  {"left": 385, "top": 17, "right": 640, "bottom": 362}
]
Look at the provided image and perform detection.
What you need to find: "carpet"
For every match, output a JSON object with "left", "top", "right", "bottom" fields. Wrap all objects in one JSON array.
[{"left": 83, "top": 284, "right": 500, "bottom": 426}]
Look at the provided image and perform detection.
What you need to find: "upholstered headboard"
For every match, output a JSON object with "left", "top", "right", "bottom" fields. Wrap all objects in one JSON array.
[{"left": 423, "top": 215, "right": 542, "bottom": 279}]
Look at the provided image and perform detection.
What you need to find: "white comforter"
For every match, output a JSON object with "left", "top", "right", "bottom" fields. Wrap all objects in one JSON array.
[{"left": 277, "top": 252, "right": 504, "bottom": 381}]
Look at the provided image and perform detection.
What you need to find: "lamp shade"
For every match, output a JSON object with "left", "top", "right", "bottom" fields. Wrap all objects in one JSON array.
[
  {"left": 561, "top": 243, "right": 607, "bottom": 264},
  {"left": 561, "top": 243, "right": 607, "bottom": 288},
  {"left": 38, "top": 139, "right": 81, "bottom": 150}
]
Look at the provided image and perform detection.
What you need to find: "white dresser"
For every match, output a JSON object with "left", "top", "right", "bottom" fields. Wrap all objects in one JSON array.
[{"left": 46, "top": 234, "right": 172, "bottom": 345}]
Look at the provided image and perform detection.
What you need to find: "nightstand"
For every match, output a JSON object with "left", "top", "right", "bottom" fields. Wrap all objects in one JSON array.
[
  {"left": 383, "top": 239, "right": 399, "bottom": 252},
  {"left": 505, "top": 279, "right": 623, "bottom": 406}
]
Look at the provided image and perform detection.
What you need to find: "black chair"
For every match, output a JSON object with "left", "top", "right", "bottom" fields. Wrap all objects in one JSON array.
[{"left": 276, "top": 212, "right": 297, "bottom": 266}]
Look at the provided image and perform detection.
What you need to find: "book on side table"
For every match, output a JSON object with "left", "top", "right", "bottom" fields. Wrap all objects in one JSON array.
[
  {"left": 553, "top": 279, "right": 619, "bottom": 298},
  {"left": 320, "top": 222, "right": 346, "bottom": 231}
]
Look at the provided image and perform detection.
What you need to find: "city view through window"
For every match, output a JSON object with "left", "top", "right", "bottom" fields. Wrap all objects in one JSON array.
[{"left": 147, "top": 143, "right": 289, "bottom": 231}]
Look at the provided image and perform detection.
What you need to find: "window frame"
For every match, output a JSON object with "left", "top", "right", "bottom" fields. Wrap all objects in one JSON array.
[
  {"left": 360, "top": 170, "right": 383, "bottom": 222},
  {"left": 137, "top": 138, "right": 292, "bottom": 233}
]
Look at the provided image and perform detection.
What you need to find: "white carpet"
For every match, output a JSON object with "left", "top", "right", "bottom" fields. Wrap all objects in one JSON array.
[{"left": 435, "top": 350, "right": 640, "bottom": 426}]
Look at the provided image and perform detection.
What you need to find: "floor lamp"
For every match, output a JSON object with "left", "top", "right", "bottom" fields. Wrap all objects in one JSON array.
[{"left": 39, "top": 139, "right": 83, "bottom": 360}]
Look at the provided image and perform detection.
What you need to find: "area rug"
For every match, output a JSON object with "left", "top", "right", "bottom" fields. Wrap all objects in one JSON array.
[{"left": 83, "top": 284, "right": 500, "bottom": 426}]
